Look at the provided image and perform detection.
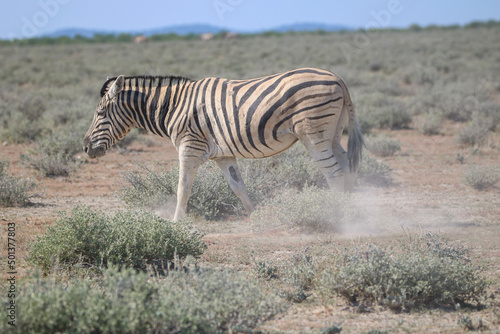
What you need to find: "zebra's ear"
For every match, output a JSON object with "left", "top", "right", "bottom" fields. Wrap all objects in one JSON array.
[{"left": 108, "top": 75, "right": 124, "bottom": 100}]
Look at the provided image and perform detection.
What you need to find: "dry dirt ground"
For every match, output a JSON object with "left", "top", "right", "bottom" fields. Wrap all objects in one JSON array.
[{"left": 1, "top": 122, "right": 499, "bottom": 333}]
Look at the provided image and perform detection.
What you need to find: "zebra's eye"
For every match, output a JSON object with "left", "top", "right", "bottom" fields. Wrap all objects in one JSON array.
[{"left": 97, "top": 108, "right": 106, "bottom": 116}]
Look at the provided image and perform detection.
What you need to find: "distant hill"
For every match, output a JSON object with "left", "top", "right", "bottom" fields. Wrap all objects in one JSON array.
[
  {"left": 42, "top": 22, "right": 351, "bottom": 38},
  {"left": 270, "top": 22, "right": 351, "bottom": 33}
]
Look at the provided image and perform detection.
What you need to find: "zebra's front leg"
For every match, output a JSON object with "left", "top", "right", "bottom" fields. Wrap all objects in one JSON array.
[
  {"left": 173, "top": 153, "right": 207, "bottom": 221},
  {"left": 215, "top": 158, "right": 254, "bottom": 215}
]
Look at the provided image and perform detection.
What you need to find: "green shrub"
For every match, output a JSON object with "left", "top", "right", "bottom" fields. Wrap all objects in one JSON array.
[
  {"left": 373, "top": 101, "right": 412, "bottom": 129},
  {"left": 0, "top": 112, "right": 44, "bottom": 143},
  {"left": 159, "top": 267, "right": 283, "bottom": 332},
  {"left": 408, "top": 80, "right": 480, "bottom": 123},
  {"left": 254, "top": 250, "right": 320, "bottom": 303},
  {"left": 458, "top": 111, "right": 493, "bottom": 146},
  {"left": 21, "top": 131, "right": 82, "bottom": 177},
  {"left": 357, "top": 93, "right": 412, "bottom": 130},
  {"left": 0, "top": 94, "right": 45, "bottom": 143},
  {"left": 366, "top": 135, "right": 401, "bottom": 157},
  {"left": 278, "top": 250, "right": 319, "bottom": 303},
  {"left": 320, "top": 232, "right": 488, "bottom": 311},
  {"left": 4, "top": 268, "right": 157, "bottom": 334},
  {"left": 121, "top": 162, "right": 255, "bottom": 220},
  {"left": 251, "top": 186, "right": 354, "bottom": 232},
  {"left": 27, "top": 206, "right": 206, "bottom": 272},
  {"left": 357, "top": 154, "right": 392, "bottom": 186},
  {"left": 254, "top": 260, "right": 280, "bottom": 281},
  {"left": 480, "top": 101, "right": 500, "bottom": 132},
  {"left": 0, "top": 159, "right": 37, "bottom": 206},
  {"left": 463, "top": 165, "right": 499, "bottom": 190},
  {"left": 239, "top": 143, "right": 325, "bottom": 192},
  {"left": 402, "top": 63, "right": 440, "bottom": 86},
  {"left": 419, "top": 109, "right": 443, "bottom": 135},
  {"left": 4, "top": 266, "right": 283, "bottom": 334}
]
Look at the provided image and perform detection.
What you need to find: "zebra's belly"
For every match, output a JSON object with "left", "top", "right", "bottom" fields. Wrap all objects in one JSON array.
[{"left": 214, "top": 132, "right": 298, "bottom": 159}]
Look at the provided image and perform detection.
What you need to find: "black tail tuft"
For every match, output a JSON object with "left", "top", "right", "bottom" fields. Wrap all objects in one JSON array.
[{"left": 347, "top": 117, "right": 364, "bottom": 173}]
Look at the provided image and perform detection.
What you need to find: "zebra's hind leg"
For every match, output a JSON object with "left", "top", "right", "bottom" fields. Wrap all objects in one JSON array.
[
  {"left": 332, "top": 143, "right": 354, "bottom": 191},
  {"left": 215, "top": 158, "right": 255, "bottom": 215},
  {"left": 299, "top": 136, "right": 346, "bottom": 192}
]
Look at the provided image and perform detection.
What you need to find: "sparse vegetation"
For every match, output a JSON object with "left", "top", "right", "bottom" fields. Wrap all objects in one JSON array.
[
  {"left": 251, "top": 186, "right": 354, "bottom": 232},
  {"left": 458, "top": 111, "right": 493, "bottom": 147},
  {"left": 463, "top": 164, "right": 499, "bottom": 190},
  {"left": 27, "top": 206, "right": 206, "bottom": 272},
  {"left": 357, "top": 153, "right": 392, "bottom": 186},
  {"left": 0, "top": 159, "right": 37, "bottom": 206},
  {"left": 3, "top": 266, "right": 283, "bottom": 334},
  {"left": 319, "top": 232, "right": 488, "bottom": 311},
  {"left": 366, "top": 135, "right": 401, "bottom": 157},
  {"left": 419, "top": 109, "right": 444, "bottom": 135},
  {"left": 356, "top": 93, "right": 412, "bottom": 130},
  {"left": 278, "top": 250, "right": 319, "bottom": 303},
  {"left": 20, "top": 131, "right": 82, "bottom": 177},
  {"left": 253, "top": 250, "right": 320, "bottom": 304},
  {"left": 120, "top": 162, "right": 260, "bottom": 220}
]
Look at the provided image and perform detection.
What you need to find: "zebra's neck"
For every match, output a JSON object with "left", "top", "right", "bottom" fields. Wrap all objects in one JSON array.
[{"left": 120, "top": 76, "right": 192, "bottom": 138}]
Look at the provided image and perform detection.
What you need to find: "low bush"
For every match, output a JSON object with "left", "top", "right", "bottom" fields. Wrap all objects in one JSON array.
[
  {"left": 4, "top": 266, "right": 283, "bottom": 334},
  {"left": 319, "top": 232, "right": 488, "bottom": 311},
  {"left": 463, "top": 164, "right": 499, "bottom": 190},
  {"left": 0, "top": 112, "right": 44, "bottom": 143},
  {"left": 357, "top": 153, "right": 392, "bottom": 186},
  {"left": 27, "top": 206, "right": 206, "bottom": 272},
  {"left": 366, "top": 135, "right": 401, "bottom": 157},
  {"left": 251, "top": 186, "right": 354, "bottom": 232},
  {"left": 0, "top": 159, "right": 37, "bottom": 207},
  {"left": 458, "top": 111, "right": 493, "bottom": 147},
  {"left": 120, "top": 162, "right": 257, "bottom": 220},
  {"left": 419, "top": 109, "right": 443, "bottom": 135},
  {"left": 357, "top": 93, "right": 412, "bottom": 130},
  {"left": 160, "top": 267, "right": 283, "bottom": 332},
  {"left": 372, "top": 101, "right": 412, "bottom": 130},
  {"left": 21, "top": 131, "right": 82, "bottom": 177},
  {"left": 278, "top": 250, "right": 319, "bottom": 303},
  {"left": 254, "top": 250, "right": 320, "bottom": 303},
  {"left": 239, "top": 143, "right": 325, "bottom": 192},
  {"left": 480, "top": 101, "right": 500, "bottom": 132},
  {"left": 0, "top": 94, "right": 45, "bottom": 143}
]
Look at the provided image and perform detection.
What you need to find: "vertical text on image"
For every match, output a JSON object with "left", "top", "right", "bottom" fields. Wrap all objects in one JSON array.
[{"left": 6, "top": 222, "right": 16, "bottom": 327}]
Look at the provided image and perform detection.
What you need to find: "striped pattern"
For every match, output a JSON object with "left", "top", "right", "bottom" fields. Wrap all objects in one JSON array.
[{"left": 84, "top": 68, "right": 364, "bottom": 220}]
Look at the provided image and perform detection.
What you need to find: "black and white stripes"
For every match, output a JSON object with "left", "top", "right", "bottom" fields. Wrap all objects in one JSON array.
[{"left": 84, "top": 67, "right": 364, "bottom": 220}]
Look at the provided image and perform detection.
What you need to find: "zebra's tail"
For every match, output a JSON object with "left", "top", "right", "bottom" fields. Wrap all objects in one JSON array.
[{"left": 344, "top": 85, "right": 364, "bottom": 173}]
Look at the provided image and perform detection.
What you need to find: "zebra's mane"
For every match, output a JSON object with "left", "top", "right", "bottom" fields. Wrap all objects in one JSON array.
[{"left": 100, "top": 75, "right": 192, "bottom": 97}]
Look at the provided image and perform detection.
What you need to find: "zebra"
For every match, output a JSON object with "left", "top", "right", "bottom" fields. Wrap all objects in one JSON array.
[{"left": 83, "top": 68, "right": 364, "bottom": 220}]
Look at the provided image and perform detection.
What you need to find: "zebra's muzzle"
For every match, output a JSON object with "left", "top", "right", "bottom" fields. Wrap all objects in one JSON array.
[
  {"left": 85, "top": 144, "right": 106, "bottom": 159},
  {"left": 83, "top": 134, "right": 107, "bottom": 159},
  {"left": 83, "top": 136, "right": 106, "bottom": 159}
]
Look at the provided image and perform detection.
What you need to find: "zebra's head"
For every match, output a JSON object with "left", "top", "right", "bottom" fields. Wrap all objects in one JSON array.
[{"left": 83, "top": 75, "right": 132, "bottom": 158}]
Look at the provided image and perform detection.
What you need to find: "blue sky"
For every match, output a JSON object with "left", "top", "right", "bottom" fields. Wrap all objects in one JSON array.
[{"left": 2, "top": 0, "right": 500, "bottom": 39}]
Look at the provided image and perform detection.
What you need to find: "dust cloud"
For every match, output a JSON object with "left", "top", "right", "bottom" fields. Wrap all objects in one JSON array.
[
  {"left": 338, "top": 186, "right": 471, "bottom": 238},
  {"left": 153, "top": 199, "right": 178, "bottom": 221}
]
